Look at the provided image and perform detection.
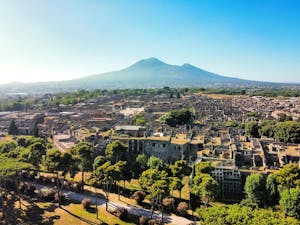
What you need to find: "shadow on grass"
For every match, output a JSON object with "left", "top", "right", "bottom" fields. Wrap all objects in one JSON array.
[{"left": 61, "top": 206, "right": 107, "bottom": 225}]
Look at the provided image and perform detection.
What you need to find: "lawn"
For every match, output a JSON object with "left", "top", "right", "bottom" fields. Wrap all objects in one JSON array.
[{"left": 10, "top": 199, "right": 135, "bottom": 225}]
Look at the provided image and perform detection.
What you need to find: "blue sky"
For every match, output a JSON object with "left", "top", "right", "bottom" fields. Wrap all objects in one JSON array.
[{"left": 0, "top": 0, "right": 300, "bottom": 84}]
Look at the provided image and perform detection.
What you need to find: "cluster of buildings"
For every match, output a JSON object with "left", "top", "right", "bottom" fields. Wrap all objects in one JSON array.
[{"left": 0, "top": 92, "right": 299, "bottom": 201}]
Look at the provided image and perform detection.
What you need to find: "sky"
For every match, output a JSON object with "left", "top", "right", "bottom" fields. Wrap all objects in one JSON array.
[{"left": 0, "top": 0, "right": 300, "bottom": 84}]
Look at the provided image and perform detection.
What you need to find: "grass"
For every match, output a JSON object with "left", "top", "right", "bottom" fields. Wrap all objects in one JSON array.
[{"left": 14, "top": 199, "right": 135, "bottom": 225}]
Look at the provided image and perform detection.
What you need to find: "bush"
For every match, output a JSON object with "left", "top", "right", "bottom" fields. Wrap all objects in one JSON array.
[
  {"left": 74, "top": 182, "right": 84, "bottom": 192},
  {"left": 19, "top": 182, "right": 27, "bottom": 194},
  {"left": 132, "top": 191, "right": 146, "bottom": 205},
  {"left": 81, "top": 198, "right": 92, "bottom": 210},
  {"left": 148, "top": 219, "right": 160, "bottom": 225},
  {"left": 139, "top": 216, "right": 149, "bottom": 225},
  {"left": 55, "top": 193, "right": 67, "bottom": 204},
  {"left": 162, "top": 198, "right": 175, "bottom": 211},
  {"left": 25, "top": 184, "right": 36, "bottom": 196},
  {"left": 177, "top": 202, "right": 188, "bottom": 215},
  {"left": 41, "top": 188, "right": 56, "bottom": 202},
  {"left": 115, "top": 207, "right": 128, "bottom": 220}
]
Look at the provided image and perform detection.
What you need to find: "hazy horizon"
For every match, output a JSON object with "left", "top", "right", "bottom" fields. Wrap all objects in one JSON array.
[{"left": 1, "top": 0, "right": 300, "bottom": 84}]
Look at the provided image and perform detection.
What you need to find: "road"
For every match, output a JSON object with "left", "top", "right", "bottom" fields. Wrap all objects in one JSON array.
[{"left": 30, "top": 182, "right": 195, "bottom": 225}]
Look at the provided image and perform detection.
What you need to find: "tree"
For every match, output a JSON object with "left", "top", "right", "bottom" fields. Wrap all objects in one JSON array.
[
  {"left": 90, "top": 161, "right": 126, "bottom": 211},
  {"left": 71, "top": 142, "right": 94, "bottom": 185},
  {"left": 42, "top": 148, "right": 62, "bottom": 172},
  {"left": 0, "top": 155, "right": 32, "bottom": 213},
  {"left": 135, "top": 114, "right": 147, "bottom": 126},
  {"left": 259, "top": 120, "right": 275, "bottom": 137},
  {"left": 93, "top": 156, "right": 106, "bottom": 170},
  {"left": 8, "top": 119, "right": 18, "bottom": 135},
  {"left": 274, "top": 121, "right": 300, "bottom": 143},
  {"left": 195, "top": 161, "right": 214, "bottom": 175},
  {"left": 197, "top": 204, "right": 299, "bottom": 225},
  {"left": 57, "top": 152, "right": 78, "bottom": 206},
  {"left": 278, "top": 113, "right": 293, "bottom": 122},
  {"left": 147, "top": 156, "right": 163, "bottom": 170},
  {"left": 279, "top": 188, "right": 300, "bottom": 218},
  {"left": 21, "top": 142, "right": 46, "bottom": 171},
  {"left": 160, "top": 109, "right": 193, "bottom": 127},
  {"left": 275, "top": 163, "right": 300, "bottom": 190},
  {"left": 266, "top": 173, "right": 279, "bottom": 206},
  {"left": 112, "top": 160, "right": 127, "bottom": 200},
  {"left": 243, "top": 173, "right": 266, "bottom": 207},
  {"left": 192, "top": 173, "right": 218, "bottom": 207},
  {"left": 105, "top": 140, "right": 127, "bottom": 162},
  {"left": 169, "top": 160, "right": 189, "bottom": 179},
  {"left": 138, "top": 168, "right": 169, "bottom": 219},
  {"left": 136, "top": 154, "right": 147, "bottom": 170},
  {"left": 169, "top": 177, "right": 184, "bottom": 199},
  {"left": 33, "top": 122, "right": 39, "bottom": 137},
  {"left": 245, "top": 122, "right": 260, "bottom": 138}
]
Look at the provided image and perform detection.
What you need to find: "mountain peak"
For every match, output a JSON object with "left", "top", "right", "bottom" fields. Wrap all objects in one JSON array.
[
  {"left": 131, "top": 57, "right": 166, "bottom": 68},
  {"left": 182, "top": 63, "right": 195, "bottom": 68}
]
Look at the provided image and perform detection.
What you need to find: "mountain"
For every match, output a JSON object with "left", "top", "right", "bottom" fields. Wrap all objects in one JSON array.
[
  {"left": 0, "top": 57, "right": 290, "bottom": 94},
  {"left": 75, "top": 57, "right": 252, "bottom": 89}
]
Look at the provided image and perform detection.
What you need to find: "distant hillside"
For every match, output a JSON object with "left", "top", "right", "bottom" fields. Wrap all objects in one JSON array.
[{"left": 0, "top": 57, "right": 295, "bottom": 94}]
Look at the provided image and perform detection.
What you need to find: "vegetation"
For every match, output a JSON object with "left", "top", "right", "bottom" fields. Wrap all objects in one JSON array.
[
  {"left": 160, "top": 109, "right": 194, "bottom": 127},
  {"left": 197, "top": 204, "right": 299, "bottom": 225}
]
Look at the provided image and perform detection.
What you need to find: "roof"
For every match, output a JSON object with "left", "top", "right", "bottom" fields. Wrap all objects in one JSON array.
[{"left": 115, "top": 125, "right": 145, "bottom": 131}]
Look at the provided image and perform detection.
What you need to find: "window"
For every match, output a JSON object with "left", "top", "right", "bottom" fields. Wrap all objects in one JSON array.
[
  {"left": 163, "top": 143, "right": 166, "bottom": 148},
  {"left": 152, "top": 143, "right": 155, "bottom": 147}
]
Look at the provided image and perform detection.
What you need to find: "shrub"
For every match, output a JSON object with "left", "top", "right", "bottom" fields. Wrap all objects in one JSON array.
[
  {"left": 25, "top": 184, "right": 36, "bottom": 196},
  {"left": 19, "top": 182, "right": 27, "bottom": 194},
  {"left": 132, "top": 191, "right": 146, "bottom": 205},
  {"left": 55, "top": 193, "right": 67, "bottom": 203},
  {"left": 148, "top": 219, "right": 160, "bottom": 225},
  {"left": 162, "top": 198, "right": 175, "bottom": 211},
  {"left": 81, "top": 198, "right": 92, "bottom": 210},
  {"left": 177, "top": 202, "right": 188, "bottom": 215},
  {"left": 41, "top": 188, "right": 56, "bottom": 202},
  {"left": 74, "top": 182, "right": 84, "bottom": 192},
  {"left": 139, "top": 216, "right": 149, "bottom": 225},
  {"left": 115, "top": 207, "right": 128, "bottom": 220}
]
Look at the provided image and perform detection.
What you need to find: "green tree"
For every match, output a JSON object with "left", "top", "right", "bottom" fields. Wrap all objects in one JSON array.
[
  {"left": 58, "top": 152, "right": 78, "bottom": 206},
  {"left": 42, "top": 148, "right": 62, "bottom": 172},
  {"left": 266, "top": 173, "right": 279, "bottom": 206},
  {"left": 21, "top": 142, "right": 46, "bottom": 171},
  {"left": 195, "top": 161, "right": 214, "bottom": 175},
  {"left": 275, "top": 163, "right": 300, "bottom": 190},
  {"left": 197, "top": 204, "right": 299, "bottom": 225},
  {"left": 139, "top": 168, "right": 169, "bottom": 220},
  {"left": 274, "top": 121, "right": 300, "bottom": 143},
  {"left": 8, "top": 119, "right": 18, "bottom": 135},
  {"left": 192, "top": 173, "right": 218, "bottom": 207},
  {"left": 93, "top": 155, "right": 106, "bottom": 170},
  {"left": 243, "top": 173, "right": 266, "bottom": 207},
  {"left": 169, "top": 159, "right": 190, "bottom": 179},
  {"left": 90, "top": 161, "right": 116, "bottom": 211},
  {"left": 147, "top": 156, "right": 163, "bottom": 169},
  {"left": 160, "top": 109, "right": 193, "bottom": 127},
  {"left": 245, "top": 122, "right": 260, "bottom": 138},
  {"left": 278, "top": 113, "right": 293, "bottom": 122},
  {"left": 136, "top": 153, "right": 147, "bottom": 170},
  {"left": 105, "top": 140, "right": 127, "bottom": 162},
  {"left": 71, "top": 142, "right": 94, "bottom": 185},
  {"left": 169, "top": 177, "right": 184, "bottom": 199},
  {"left": 279, "top": 188, "right": 300, "bottom": 218}
]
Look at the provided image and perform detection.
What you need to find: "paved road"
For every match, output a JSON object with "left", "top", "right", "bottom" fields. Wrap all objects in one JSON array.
[{"left": 30, "top": 182, "right": 195, "bottom": 225}]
